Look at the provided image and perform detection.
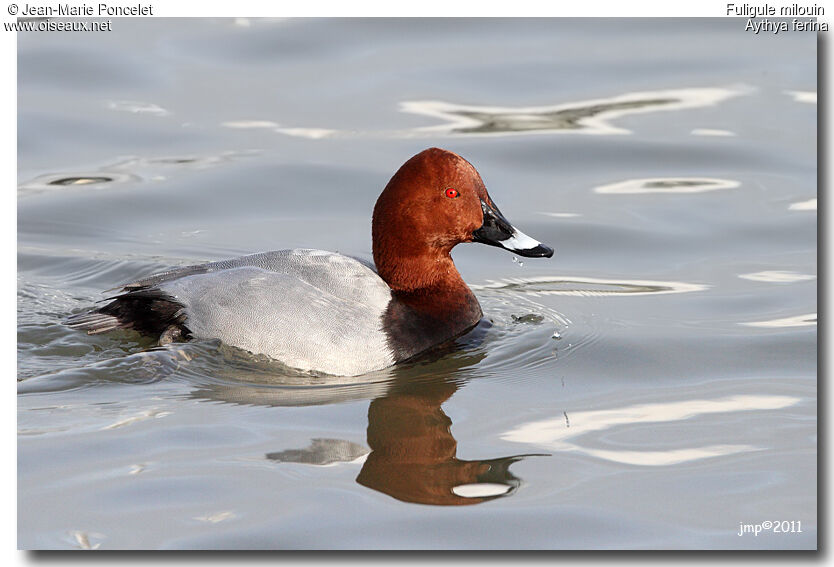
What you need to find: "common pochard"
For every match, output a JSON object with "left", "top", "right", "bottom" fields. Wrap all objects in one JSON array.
[{"left": 67, "top": 148, "right": 553, "bottom": 376}]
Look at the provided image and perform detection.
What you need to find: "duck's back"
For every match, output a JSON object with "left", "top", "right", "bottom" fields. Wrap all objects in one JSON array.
[{"left": 70, "top": 250, "right": 396, "bottom": 376}]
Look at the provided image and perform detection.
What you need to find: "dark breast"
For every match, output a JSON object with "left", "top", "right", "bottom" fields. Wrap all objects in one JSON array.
[{"left": 382, "top": 287, "right": 483, "bottom": 363}]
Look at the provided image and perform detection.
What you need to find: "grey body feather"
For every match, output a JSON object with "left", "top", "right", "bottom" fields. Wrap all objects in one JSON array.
[{"left": 69, "top": 250, "right": 396, "bottom": 376}]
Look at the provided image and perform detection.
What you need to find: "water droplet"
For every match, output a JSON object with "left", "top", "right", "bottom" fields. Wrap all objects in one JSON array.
[{"left": 552, "top": 330, "right": 562, "bottom": 340}]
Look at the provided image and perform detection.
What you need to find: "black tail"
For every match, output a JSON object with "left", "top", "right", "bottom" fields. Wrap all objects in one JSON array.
[{"left": 65, "top": 288, "right": 188, "bottom": 339}]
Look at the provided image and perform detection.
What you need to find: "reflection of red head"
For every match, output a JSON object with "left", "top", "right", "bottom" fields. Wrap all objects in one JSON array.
[{"left": 356, "top": 380, "right": 523, "bottom": 506}]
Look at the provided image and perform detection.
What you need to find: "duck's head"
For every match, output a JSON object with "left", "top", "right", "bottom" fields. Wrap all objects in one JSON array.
[{"left": 372, "top": 148, "right": 553, "bottom": 290}]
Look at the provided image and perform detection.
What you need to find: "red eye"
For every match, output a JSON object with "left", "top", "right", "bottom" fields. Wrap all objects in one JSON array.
[{"left": 445, "top": 188, "right": 459, "bottom": 199}]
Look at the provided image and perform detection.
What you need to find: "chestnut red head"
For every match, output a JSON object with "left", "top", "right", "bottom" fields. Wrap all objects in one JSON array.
[{"left": 372, "top": 148, "right": 553, "bottom": 291}]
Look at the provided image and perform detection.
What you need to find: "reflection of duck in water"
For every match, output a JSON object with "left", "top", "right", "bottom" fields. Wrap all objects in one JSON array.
[
  {"left": 355, "top": 375, "right": 541, "bottom": 506},
  {"left": 261, "top": 372, "right": 540, "bottom": 506}
]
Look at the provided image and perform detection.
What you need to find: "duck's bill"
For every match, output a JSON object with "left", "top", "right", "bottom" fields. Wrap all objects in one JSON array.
[{"left": 472, "top": 199, "right": 554, "bottom": 258}]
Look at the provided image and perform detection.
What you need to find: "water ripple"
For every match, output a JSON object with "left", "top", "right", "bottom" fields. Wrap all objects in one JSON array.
[
  {"left": 501, "top": 394, "right": 800, "bottom": 466},
  {"left": 741, "top": 313, "right": 817, "bottom": 328},
  {"left": 18, "top": 150, "right": 259, "bottom": 196},
  {"left": 594, "top": 177, "right": 740, "bottom": 195},
  {"left": 19, "top": 171, "right": 140, "bottom": 194},
  {"left": 789, "top": 198, "right": 816, "bottom": 211},
  {"left": 690, "top": 128, "right": 736, "bottom": 137},
  {"left": 106, "top": 100, "right": 170, "bottom": 116},
  {"left": 399, "top": 87, "right": 746, "bottom": 137},
  {"left": 739, "top": 271, "right": 816, "bottom": 283},
  {"left": 785, "top": 90, "right": 816, "bottom": 104},
  {"left": 221, "top": 120, "right": 280, "bottom": 129},
  {"left": 471, "top": 276, "right": 708, "bottom": 297},
  {"left": 278, "top": 86, "right": 747, "bottom": 139}
]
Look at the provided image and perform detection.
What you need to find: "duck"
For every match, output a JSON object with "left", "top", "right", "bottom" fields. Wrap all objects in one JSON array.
[{"left": 66, "top": 148, "right": 553, "bottom": 376}]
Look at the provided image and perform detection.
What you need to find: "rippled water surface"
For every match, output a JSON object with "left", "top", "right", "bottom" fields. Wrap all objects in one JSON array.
[{"left": 18, "top": 18, "right": 816, "bottom": 549}]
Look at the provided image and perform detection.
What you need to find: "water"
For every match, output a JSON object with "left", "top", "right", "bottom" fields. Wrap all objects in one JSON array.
[{"left": 17, "top": 18, "right": 817, "bottom": 549}]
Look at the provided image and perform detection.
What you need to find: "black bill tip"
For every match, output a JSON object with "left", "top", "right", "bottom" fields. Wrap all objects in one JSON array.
[{"left": 514, "top": 243, "right": 554, "bottom": 258}]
